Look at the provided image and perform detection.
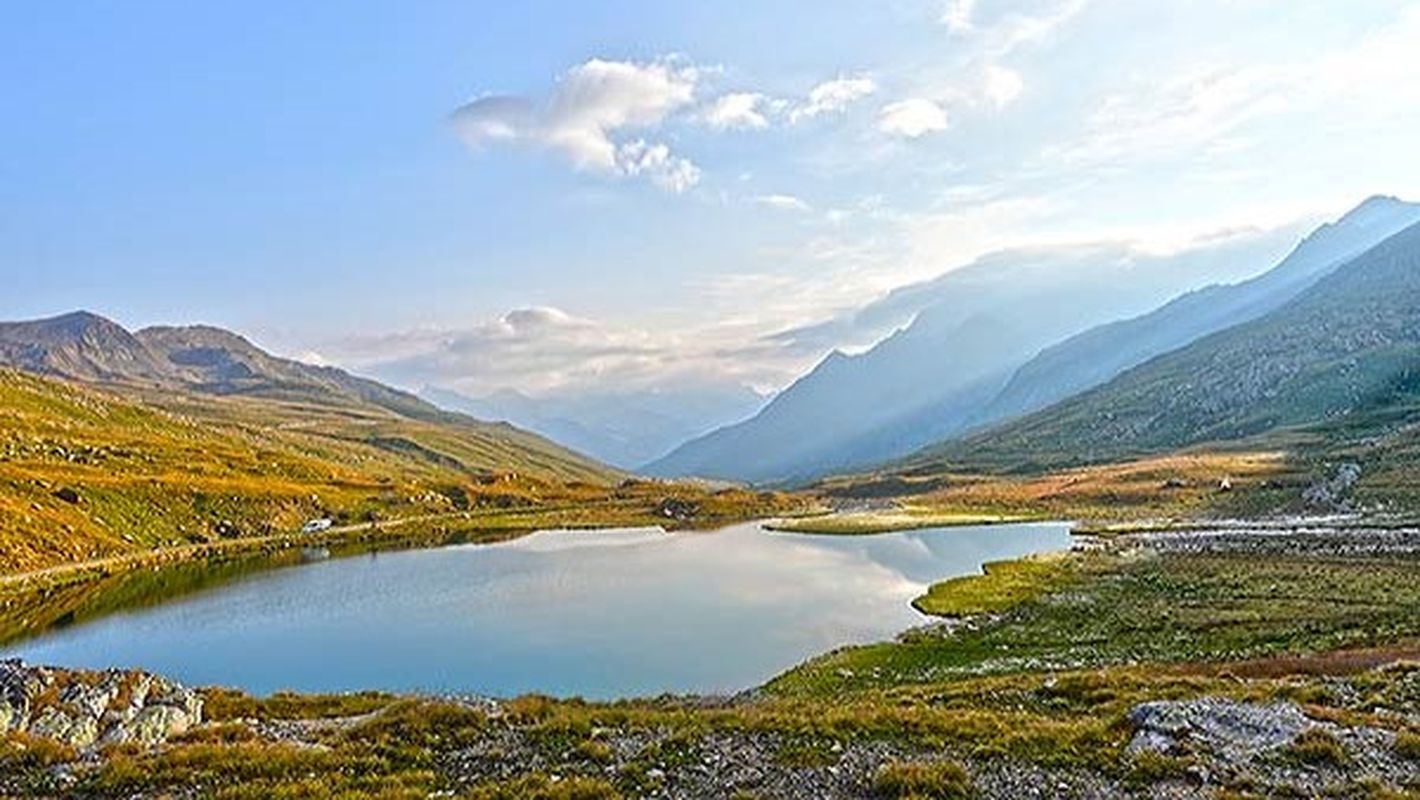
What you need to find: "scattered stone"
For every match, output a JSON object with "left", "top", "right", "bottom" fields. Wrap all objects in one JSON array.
[
  {"left": 1303, "top": 462, "right": 1363, "bottom": 511},
  {"left": 656, "top": 497, "right": 700, "bottom": 521},
  {"left": 0, "top": 659, "right": 202, "bottom": 751}
]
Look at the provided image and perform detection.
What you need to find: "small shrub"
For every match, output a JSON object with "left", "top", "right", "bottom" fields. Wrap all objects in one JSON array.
[
  {"left": 574, "top": 738, "right": 614, "bottom": 764},
  {"left": 775, "top": 736, "right": 840, "bottom": 768},
  {"left": 872, "top": 760, "right": 973, "bottom": 799},
  {"left": 1394, "top": 730, "right": 1420, "bottom": 761},
  {"left": 1285, "top": 728, "right": 1349, "bottom": 766},
  {"left": 505, "top": 694, "right": 557, "bottom": 723},
  {"left": 0, "top": 732, "right": 77, "bottom": 769},
  {"left": 1125, "top": 751, "right": 1192, "bottom": 787},
  {"left": 464, "top": 774, "right": 620, "bottom": 800}
]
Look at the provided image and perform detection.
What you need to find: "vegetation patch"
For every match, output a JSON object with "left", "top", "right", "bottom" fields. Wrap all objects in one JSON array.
[
  {"left": 912, "top": 553, "right": 1078, "bottom": 616},
  {"left": 872, "top": 760, "right": 973, "bottom": 799},
  {"left": 1282, "top": 728, "right": 1350, "bottom": 766}
]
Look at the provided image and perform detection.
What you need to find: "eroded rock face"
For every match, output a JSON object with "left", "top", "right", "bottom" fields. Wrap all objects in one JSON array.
[{"left": 0, "top": 658, "right": 201, "bottom": 750}]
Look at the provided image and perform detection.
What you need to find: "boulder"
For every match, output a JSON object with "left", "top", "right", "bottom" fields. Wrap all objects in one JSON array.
[
  {"left": 0, "top": 659, "right": 202, "bottom": 751},
  {"left": 28, "top": 706, "right": 100, "bottom": 749},
  {"left": 1127, "top": 698, "right": 1315, "bottom": 760},
  {"left": 99, "top": 704, "right": 196, "bottom": 747}
]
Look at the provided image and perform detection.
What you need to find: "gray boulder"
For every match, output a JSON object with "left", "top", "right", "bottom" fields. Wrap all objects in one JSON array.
[{"left": 1127, "top": 698, "right": 1315, "bottom": 761}]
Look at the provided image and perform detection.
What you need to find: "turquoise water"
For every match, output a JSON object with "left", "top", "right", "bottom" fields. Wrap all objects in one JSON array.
[{"left": 1, "top": 521, "right": 1072, "bottom": 699}]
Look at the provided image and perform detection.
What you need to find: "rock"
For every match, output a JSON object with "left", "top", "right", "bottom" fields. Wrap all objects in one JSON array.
[
  {"left": 52, "top": 486, "right": 81, "bottom": 504},
  {"left": 1303, "top": 462, "right": 1363, "bottom": 511},
  {"left": 0, "top": 658, "right": 38, "bottom": 732},
  {"left": 28, "top": 707, "right": 100, "bottom": 749},
  {"left": 0, "top": 696, "right": 16, "bottom": 732},
  {"left": 656, "top": 498, "right": 699, "bottom": 521},
  {"left": 1127, "top": 698, "right": 1315, "bottom": 760},
  {"left": 0, "top": 660, "right": 202, "bottom": 751},
  {"left": 99, "top": 704, "right": 195, "bottom": 747}
]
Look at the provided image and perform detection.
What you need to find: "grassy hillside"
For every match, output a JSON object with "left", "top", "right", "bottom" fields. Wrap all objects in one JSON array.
[
  {"left": 0, "top": 370, "right": 793, "bottom": 575},
  {"left": 902, "top": 219, "right": 1420, "bottom": 499}
]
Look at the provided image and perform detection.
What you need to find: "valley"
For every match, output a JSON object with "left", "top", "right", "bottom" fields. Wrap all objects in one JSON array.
[{"left": 5, "top": 205, "right": 1420, "bottom": 797}]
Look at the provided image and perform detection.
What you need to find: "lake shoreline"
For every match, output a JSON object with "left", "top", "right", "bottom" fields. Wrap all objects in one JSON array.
[
  {"left": 0, "top": 521, "right": 1076, "bottom": 700},
  {"left": 4, "top": 522, "right": 1418, "bottom": 798}
]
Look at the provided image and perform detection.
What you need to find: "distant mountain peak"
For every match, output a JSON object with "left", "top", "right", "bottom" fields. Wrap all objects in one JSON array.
[
  {"left": 27, "top": 310, "right": 126, "bottom": 338},
  {"left": 1337, "top": 194, "right": 1413, "bottom": 225}
]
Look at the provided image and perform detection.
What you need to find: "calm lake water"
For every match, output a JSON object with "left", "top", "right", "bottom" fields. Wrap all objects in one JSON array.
[{"left": 1, "top": 522, "right": 1071, "bottom": 699}]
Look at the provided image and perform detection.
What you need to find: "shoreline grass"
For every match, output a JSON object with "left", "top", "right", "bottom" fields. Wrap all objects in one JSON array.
[{"left": 763, "top": 509, "right": 1046, "bottom": 535}]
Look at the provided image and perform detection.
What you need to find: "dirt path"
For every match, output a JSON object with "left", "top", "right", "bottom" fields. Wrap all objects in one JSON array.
[{"left": 0, "top": 500, "right": 646, "bottom": 593}]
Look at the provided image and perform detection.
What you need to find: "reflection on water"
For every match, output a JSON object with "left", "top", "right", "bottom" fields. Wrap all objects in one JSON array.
[{"left": 0, "top": 522, "right": 1071, "bottom": 699}]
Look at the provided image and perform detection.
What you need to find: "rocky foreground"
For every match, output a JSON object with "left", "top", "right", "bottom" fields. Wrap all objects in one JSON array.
[
  {"left": 1, "top": 656, "right": 1419, "bottom": 798},
  {"left": 0, "top": 659, "right": 202, "bottom": 750}
]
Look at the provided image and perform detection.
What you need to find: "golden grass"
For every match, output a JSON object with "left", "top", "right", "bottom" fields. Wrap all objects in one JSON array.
[
  {"left": 764, "top": 510, "right": 1039, "bottom": 534},
  {"left": 0, "top": 369, "right": 803, "bottom": 576},
  {"left": 815, "top": 451, "right": 1291, "bottom": 526}
]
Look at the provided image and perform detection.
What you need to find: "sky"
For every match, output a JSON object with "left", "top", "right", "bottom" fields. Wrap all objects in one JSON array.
[{"left": 5, "top": 0, "right": 1420, "bottom": 398}]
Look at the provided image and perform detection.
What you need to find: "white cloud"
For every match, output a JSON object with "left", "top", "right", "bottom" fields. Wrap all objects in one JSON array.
[
  {"left": 982, "top": 65, "right": 1024, "bottom": 109},
  {"left": 754, "top": 194, "right": 812, "bottom": 212},
  {"left": 616, "top": 139, "right": 702, "bottom": 193},
  {"left": 704, "top": 92, "right": 770, "bottom": 130},
  {"left": 1039, "top": 5, "right": 1420, "bottom": 173},
  {"left": 452, "top": 57, "right": 701, "bottom": 191},
  {"left": 791, "top": 75, "right": 878, "bottom": 122},
  {"left": 336, "top": 306, "right": 813, "bottom": 397},
  {"left": 941, "top": 0, "right": 977, "bottom": 33},
  {"left": 878, "top": 98, "right": 949, "bottom": 138}
]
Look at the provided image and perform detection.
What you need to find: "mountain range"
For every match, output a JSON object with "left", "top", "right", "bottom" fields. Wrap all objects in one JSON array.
[
  {"left": 422, "top": 384, "right": 766, "bottom": 469},
  {"left": 905, "top": 212, "right": 1420, "bottom": 477},
  {"left": 0, "top": 311, "right": 614, "bottom": 483},
  {"left": 645, "top": 215, "right": 1322, "bottom": 483},
  {"left": 979, "top": 195, "right": 1420, "bottom": 426}
]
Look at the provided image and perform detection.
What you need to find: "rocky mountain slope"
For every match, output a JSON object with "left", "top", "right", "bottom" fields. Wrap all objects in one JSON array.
[
  {"left": 979, "top": 195, "right": 1420, "bottom": 425},
  {"left": 906, "top": 217, "right": 1420, "bottom": 475}
]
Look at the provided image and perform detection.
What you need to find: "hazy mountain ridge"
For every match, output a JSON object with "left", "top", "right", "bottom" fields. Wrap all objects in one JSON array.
[
  {"left": 980, "top": 196, "right": 1420, "bottom": 424},
  {"left": 905, "top": 216, "right": 1420, "bottom": 473},
  {"left": 423, "top": 384, "right": 766, "bottom": 469},
  {"left": 647, "top": 227, "right": 1306, "bottom": 483}
]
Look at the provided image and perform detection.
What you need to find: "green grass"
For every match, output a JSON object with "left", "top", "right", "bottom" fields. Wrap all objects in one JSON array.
[
  {"left": 771, "top": 550, "right": 1420, "bottom": 696},
  {"left": 1394, "top": 730, "right": 1420, "bottom": 761},
  {"left": 912, "top": 553, "right": 1078, "bottom": 616}
]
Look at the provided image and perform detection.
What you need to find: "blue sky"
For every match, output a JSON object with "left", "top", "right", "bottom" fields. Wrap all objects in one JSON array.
[{"left": 5, "top": 1, "right": 1420, "bottom": 396}]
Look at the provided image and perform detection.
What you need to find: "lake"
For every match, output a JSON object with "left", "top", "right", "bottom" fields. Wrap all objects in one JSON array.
[{"left": 0, "top": 521, "right": 1072, "bottom": 699}]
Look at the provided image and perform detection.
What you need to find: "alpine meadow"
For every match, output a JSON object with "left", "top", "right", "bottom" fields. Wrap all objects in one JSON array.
[{"left": 5, "top": 3, "right": 1420, "bottom": 798}]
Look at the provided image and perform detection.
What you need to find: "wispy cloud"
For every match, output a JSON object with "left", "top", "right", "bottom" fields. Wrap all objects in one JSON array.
[
  {"left": 754, "top": 194, "right": 812, "bottom": 212},
  {"left": 332, "top": 306, "right": 815, "bottom": 397},
  {"left": 1040, "top": 4, "right": 1420, "bottom": 171},
  {"left": 790, "top": 75, "right": 878, "bottom": 122},
  {"left": 879, "top": 99, "right": 950, "bottom": 138}
]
